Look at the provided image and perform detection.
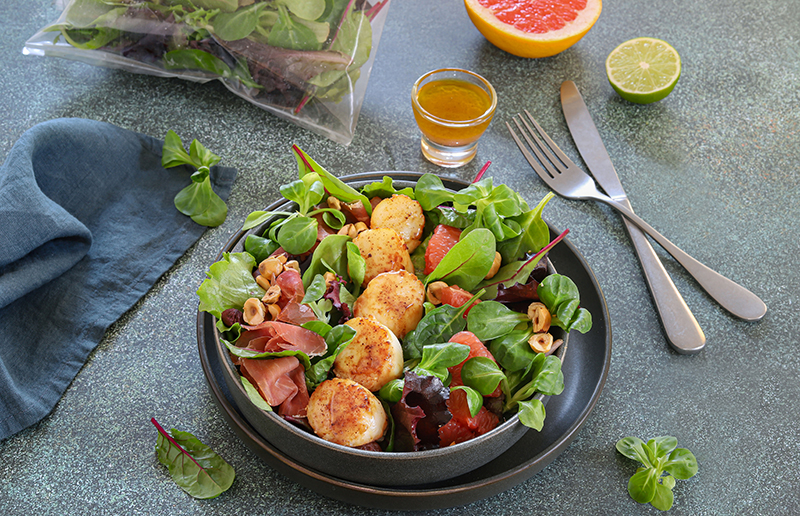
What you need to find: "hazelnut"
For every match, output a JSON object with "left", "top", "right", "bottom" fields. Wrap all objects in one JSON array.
[
  {"left": 337, "top": 223, "right": 358, "bottom": 239},
  {"left": 262, "top": 284, "right": 281, "bottom": 304},
  {"left": 326, "top": 196, "right": 342, "bottom": 210},
  {"left": 243, "top": 298, "right": 266, "bottom": 325},
  {"left": 426, "top": 281, "right": 448, "bottom": 305},
  {"left": 267, "top": 303, "right": 282, "bottom": 321},
  {"left": 255, "top": 274, "right": 271, "bottom": 290},
  {"left": 485, "top": 252, "right": 502, "bottom": 280},
  {"left": 284, "top": 260, "right": 301, "bottom": 273},
  {"left": 258, "top": 257, "right": 283, "bottom": 282},
  {"left": 527, "top": 302, "right": 551, "bottom": 333},
  {"left": 528, "top": 332, "right": 554, "bottom": 353}
]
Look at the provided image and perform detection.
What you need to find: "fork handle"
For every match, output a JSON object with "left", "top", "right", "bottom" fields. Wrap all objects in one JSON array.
[
  {"left": 622, "top": 216, "right": 706, "bottom": 353},
  {"left": 599, "top": 197, "right": 767, "bottom": 321}
]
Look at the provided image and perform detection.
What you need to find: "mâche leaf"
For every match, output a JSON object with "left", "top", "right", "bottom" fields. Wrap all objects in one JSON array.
[
  {"left": 152, "top": 418, "right": 235, "bottom": 499},
  {"left": 162, "top": 130, "right": 228, "bottom": 227},
  {"left": 616, "top": 435, "right": 698, "bottom": 510}
]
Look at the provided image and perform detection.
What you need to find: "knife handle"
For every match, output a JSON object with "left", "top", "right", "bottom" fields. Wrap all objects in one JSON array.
[
  {"left": 622, "top": 217, "right": 706, "bottom": 354},
  {"left": 599, "top": 195, "right": 768, "bottom": 322}
]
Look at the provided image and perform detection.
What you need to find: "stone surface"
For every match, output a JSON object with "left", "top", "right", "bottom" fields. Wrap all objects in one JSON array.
[{"left": 1, "top": 1, "right": 799, "bottom": 515}]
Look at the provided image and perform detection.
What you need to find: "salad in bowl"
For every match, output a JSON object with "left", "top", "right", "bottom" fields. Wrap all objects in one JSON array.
[{"left": 197, "top": 146, "right": 592, "bottom": 482}]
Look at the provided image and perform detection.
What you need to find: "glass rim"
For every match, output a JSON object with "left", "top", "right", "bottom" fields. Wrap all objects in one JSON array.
[{"left": 411, "top": 68, "right": 497, "bottom": 127}]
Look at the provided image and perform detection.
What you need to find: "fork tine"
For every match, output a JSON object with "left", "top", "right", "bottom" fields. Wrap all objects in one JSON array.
[
  {"left": 506, "top": 119, "right": 553, "bottom": 181},
  {"left": 514, "top": 115, "right": 561, "bottom": 179},
  {"left": 522, "top": 110, "right": 576, "bottom": 171}
]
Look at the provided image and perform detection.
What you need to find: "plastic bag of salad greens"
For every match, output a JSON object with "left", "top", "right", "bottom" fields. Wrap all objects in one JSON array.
[{"left": 23, "top": 0, "right": 391, "bottom": 145}]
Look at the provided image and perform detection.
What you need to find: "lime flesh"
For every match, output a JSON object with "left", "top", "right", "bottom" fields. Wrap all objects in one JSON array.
[{"left": 606, "top": 37, "right": 681, "bottom": 104}]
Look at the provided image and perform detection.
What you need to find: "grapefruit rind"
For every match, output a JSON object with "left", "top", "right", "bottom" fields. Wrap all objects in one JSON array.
[
  {"left": 605, "top": 37, "right": 681, "bottom": 104},
  {"left": 464, "top": 0, "right": 603, "bottom": 58}
]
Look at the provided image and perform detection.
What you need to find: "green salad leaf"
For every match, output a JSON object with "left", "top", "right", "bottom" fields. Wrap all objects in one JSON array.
[
  {"left": 197, "top": 252, "right": 265, "bottom": 319},
  {"left": 616, "top": 436, "right": 698, "bottom": 511},
  {"left": 152, "top": 418, "right": 235, "bottom": 499},
  {"left": 162, "top": 130, "right": 228, "bottom": 227}
]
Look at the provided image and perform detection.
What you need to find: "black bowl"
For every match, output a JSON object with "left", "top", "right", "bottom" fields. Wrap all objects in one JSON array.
[{"left": 209, "top": 172, "right": 568, "bottom": 486}]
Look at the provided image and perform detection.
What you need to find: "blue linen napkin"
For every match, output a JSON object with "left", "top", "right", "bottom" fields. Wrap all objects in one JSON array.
[{"left": 0, "top": 118, "right": 236, "bottom": 440}]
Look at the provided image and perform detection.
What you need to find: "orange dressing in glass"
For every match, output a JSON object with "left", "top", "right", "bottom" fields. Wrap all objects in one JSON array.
[{"left": 413, "top": 79, "right": 494, "bottom": 147}]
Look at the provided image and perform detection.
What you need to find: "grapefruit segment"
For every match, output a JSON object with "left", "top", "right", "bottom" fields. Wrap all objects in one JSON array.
[{"left": 464, "top": 0, "right": 602, "bottom": 58}]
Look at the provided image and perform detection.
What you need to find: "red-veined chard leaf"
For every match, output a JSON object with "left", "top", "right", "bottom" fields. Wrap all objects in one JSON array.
[
  {"left": 152, "top": 418, "right": 235, "bottom": 499},
  {"left": 426, "top": 228, "right": 496, "bottom": 291}
]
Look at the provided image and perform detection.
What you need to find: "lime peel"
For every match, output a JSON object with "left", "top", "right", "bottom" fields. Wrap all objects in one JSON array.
[{"left": 605, "top": 37, "right": 681, "bottom": 104}]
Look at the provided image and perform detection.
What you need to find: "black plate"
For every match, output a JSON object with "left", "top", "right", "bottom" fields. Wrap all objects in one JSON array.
[{"left": 197, "top": 172, "right": 611, "bottom": 510}]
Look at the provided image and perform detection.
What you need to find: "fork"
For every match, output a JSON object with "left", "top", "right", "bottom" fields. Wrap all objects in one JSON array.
[{"left": 507, "top": 110, "right": 767, "bottom": 322}]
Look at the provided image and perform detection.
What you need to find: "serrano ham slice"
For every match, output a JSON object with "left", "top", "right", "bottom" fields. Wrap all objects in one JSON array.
[
  {"left": 238, "top": 320, "right": 327, "bottom": 356},
  {"left": 240, "top": 355, "right": 309, "bottom": 417}
]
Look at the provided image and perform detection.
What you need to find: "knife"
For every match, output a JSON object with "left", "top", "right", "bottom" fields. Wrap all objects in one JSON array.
[{"left": 560, "top": 80, "right": 705, "bottom": 354}]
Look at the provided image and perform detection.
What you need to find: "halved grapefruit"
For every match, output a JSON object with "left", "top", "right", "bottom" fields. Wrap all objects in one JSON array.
[{"left": 464, "top": 0, "right": 603, "bottom": 58}]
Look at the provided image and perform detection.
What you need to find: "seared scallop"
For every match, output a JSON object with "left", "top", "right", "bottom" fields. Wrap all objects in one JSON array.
[
  {"left": 307, "top": 378, "right": 388, "bottom": 447},
  {"left": 352, "top": 228, "right": 414, "bottom": 286},
  {"left": 370, "top": 194, "right": 426, "bottom": 253},
  {"left": 334, "top": 317, "right": 404, "bottom": 392},
  {"left": 353, "top": 270, "right": 425, "bottom": 339}
]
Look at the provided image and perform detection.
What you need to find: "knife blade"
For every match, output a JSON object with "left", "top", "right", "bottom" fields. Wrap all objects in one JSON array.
[{"left": 560, "top": 80, "right": 705, "bottom": 354}]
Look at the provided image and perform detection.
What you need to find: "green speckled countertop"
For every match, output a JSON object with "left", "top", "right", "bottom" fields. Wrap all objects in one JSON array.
[{"left": 2, "top": 1, "right": 799, "bottom": 515}]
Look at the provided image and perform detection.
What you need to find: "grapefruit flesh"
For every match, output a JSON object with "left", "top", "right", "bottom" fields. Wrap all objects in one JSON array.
[{"left": 464, "top": 0, "right": 603, "bottom": 58}]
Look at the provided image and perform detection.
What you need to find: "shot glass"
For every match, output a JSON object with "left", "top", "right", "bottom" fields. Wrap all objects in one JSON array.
[{"left": 411, "top": 68, "right": 497, "bottom": 168}]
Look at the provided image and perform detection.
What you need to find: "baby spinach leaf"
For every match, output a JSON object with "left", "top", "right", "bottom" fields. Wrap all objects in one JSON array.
[
  {"left": 302, "top": 319, "right": 332, "bottom": 337},
  {"left": 223, "top": 340, "right": 312, "bottom": 370},
  {"left": 152, "top": 418, "right": 235, "bottom": 499},
  {"left": 378, "top": 378, "right": 404, "bottom": 403},
  {"left": 466, "top": 301, "right": 529, "bottom": 341},
  {"left": 402, "top": 291, "right": 482, "bottom": 360},
  {"left": 426, "top": 228, "right": 496, "bottom": 291},
  {"left": 460, "top": 356, "right": 505, "bottom": 396},
  {"left": 302, "top": 234, "right": 350, "bottom": 288},
  {"left": 241, "top": 376, "right": 272, "bottom": 411},
  {"left": 488, "top": 326, "right": 535, "bottom": 373},
  {"left": 497, "top": 192, "right": 554, "bottom": 263},
  {"left": 306, "top": 324, "right": 356, "bottom": 386},
  {"left": 302, "top": 274, "right": 329, "bottom": 304},
  {"left": 412, "top": 342, "right": 470, "bottom": 383},
  {"left": 197, "top": 252, "right": 265, "bottom": 319},
  {"left": 346, "top": 241, "right": 365, "bottom": 293},
  {"left": 244, "top": 234, "right": 280, "bottom": 264},
  {"left": 451, "top": 386, "right": 483, "bottom": 417},
  {"left": 517, "top": 398, "right": 546, "bottom": 431},
  {"left": 428, "top": 206, "right": 476, "bottom": 229}
]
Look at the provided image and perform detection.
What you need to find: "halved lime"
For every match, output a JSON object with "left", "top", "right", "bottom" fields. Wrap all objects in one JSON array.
[{"left": 606, "top": 37, "right": 681, "bottom": 104}]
